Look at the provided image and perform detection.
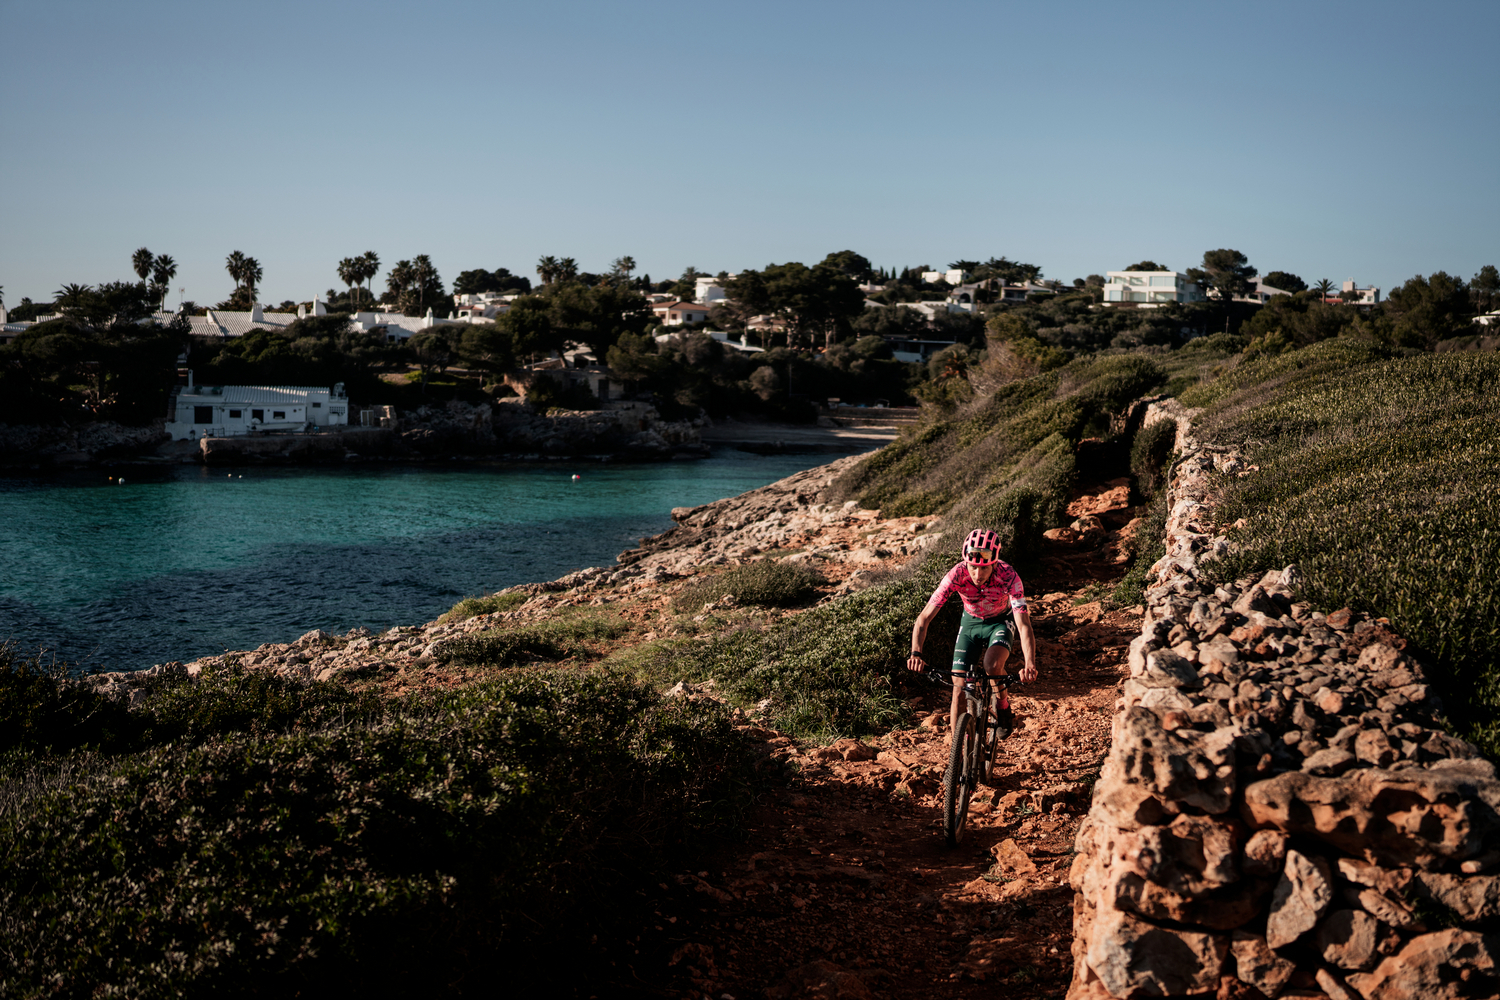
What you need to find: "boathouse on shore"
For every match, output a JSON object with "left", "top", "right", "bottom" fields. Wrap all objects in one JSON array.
[{"left": 165, "top": 382, "right": 349, "bottom": 440}]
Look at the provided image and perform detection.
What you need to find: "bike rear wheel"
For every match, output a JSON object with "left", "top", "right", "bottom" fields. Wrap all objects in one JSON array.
[{"left": 943, "top": 713, "right": 978, "bottom": 847}]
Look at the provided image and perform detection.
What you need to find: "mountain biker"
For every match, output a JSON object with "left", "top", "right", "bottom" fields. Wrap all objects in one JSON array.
[{"left": 906, "top": 527, "right": 1038, "bottom": 740}]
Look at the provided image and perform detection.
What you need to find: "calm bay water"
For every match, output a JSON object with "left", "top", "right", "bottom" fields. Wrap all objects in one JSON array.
[{"left": 0, "top": 451, "right": 831, "bottom": 671}]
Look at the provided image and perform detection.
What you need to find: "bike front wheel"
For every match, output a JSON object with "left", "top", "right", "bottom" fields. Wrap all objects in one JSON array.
[{"left": 943, "top": 712, "right": 978, "bottom": 847}]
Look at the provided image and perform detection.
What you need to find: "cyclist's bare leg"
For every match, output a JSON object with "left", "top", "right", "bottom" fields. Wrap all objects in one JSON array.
[
  {"left": 949, "top": 675, "right": 966, "bottom": 735},
  {"left": 983, "top": 644, "right": 1012, "bottom": 720}
]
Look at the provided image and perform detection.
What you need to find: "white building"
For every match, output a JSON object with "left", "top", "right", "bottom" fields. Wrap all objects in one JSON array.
[
  {"left": 694, "top": 275, "right": 735, "bottom": 305},
  {"left": 921, "top": 269, "right": 971, "bottom": 285},
  {"left": 1335, "top": 280, "right": 1380, "bottom": 306},
  {"left": 164, "top": 383, "right": 349, "bottom": 440},
  {"left": 652, "top": 301, "right": 711, "bottom": 326},
  {"left": 1103, "top": 271, "right": 1206, "bottom": 305}
]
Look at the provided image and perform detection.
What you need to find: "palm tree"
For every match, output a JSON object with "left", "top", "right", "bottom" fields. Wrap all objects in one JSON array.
[
  {"left": 1314, "top": 278, "right": 1335, "bottom": 302},
  {"left": 151, "top": 254, "right": 177, "bottom": 311},
  {"left": 54, "top": 283, "right": 93, "bottom": 314},
  {"left": 387, "top": 259, "right": 413, "bottom": 310},
  {"left": 612, "top": 256, "right": 636, "bottom": 284},
  {"left": 242, "top": 258, "right": 263, "bottom": 307},
  {"left": 411, "top": 254, "right": 438, "bottom": 313},
  {"left": 537, "top": 255, "right": 559, "bottom": 286},
  {"left": 337, "top": 257, "right": 359, "bottom": 305},
  {"left": 225, "top": 251, "right": 247, "bottom": 299},
  {"left": 558, "top": 257, "right": 579, "bottom": 283},
  {"left": 132, "top": 247, "right": 154, "bottom": 285},
  {"left": 359, "top": 250, "right": 380, "bottom": 306}
]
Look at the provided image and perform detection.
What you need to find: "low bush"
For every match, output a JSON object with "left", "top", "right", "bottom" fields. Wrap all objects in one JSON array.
[
  {"left": 440, "top": 610, "right": 627, "bottom": 667},
  {"left": 622, "top": 569, "right": 946, "bottom": 741},
  {"left": 1110, "top": 489, "right": 1170, "bottom": 608},
  {"left": 1193, "top": 343, "right": 1500, "bottom": 757},
  {"left": 437, "top": 590, "right": 528, "bottom": 623},
  {"left": 0, "top": 668, "right": 752, "bottom": 996},
  {"left": 673, "top": 558, "right": 825, "bottom": 613},
  {"left": 0, "top": 645, "right": 138, "bottom": 755},
  {"left": 1129, "top": 418, "right": 1177, "bottom": 501}
]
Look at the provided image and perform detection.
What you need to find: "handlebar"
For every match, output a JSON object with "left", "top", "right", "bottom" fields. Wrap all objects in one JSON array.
[{"left": 922, "top": 668, "right": 1023, "bottom": 688}]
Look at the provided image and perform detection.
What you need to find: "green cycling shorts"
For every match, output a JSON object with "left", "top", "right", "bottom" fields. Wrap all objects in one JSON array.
[{"left": 951, "top": 611, "right": 1014, "bottom": 675}]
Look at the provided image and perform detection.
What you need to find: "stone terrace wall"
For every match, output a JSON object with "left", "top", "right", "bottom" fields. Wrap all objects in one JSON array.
[{"left": 1068, "top": 400, "right": 1500, "bottom": 1000}]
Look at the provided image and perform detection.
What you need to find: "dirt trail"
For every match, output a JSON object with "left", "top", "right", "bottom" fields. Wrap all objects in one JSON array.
[{"left": 615, "top": 479, "right": 1146, "bottom": 1000}]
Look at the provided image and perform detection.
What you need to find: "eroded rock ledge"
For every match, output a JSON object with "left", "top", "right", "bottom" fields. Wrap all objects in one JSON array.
[{"left": 1068, "top": 401, "right": 1500, "bottom": 1000}]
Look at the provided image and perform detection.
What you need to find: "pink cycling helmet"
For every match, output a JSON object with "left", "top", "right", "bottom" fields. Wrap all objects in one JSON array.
[{"left": 964, "top": 528, "right": 1002, "bottom": 565}]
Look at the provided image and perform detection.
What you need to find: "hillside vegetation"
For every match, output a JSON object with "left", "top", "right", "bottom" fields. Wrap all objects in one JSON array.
[
  {"left": 608, "top": 344, "right": 1240, "bottom": 741},
  {"left": 0, "top": 654, "right": 748, "bottom": 996},
  {"left": 1184, "top": 340, "right": 1500, "bottom": 757}
]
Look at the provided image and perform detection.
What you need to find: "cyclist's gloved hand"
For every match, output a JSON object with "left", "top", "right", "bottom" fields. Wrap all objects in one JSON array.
[{"left": 906, "top": 652, "right": 926, "bottom": 673}]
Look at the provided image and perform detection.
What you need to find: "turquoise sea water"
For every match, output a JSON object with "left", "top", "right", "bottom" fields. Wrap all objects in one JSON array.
[{"left": 0, "top": 451, "right": 832, "bottom": 671}]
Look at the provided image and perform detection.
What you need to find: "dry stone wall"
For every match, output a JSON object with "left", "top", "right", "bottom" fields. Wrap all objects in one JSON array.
[{"left": 1069, "top": 400, "right": 1500, "bottom": 1000}]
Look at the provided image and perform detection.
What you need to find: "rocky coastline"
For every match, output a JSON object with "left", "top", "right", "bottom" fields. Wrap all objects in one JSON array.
[{"left": 0, "top": 400, "right": 712, "bottom": 467}]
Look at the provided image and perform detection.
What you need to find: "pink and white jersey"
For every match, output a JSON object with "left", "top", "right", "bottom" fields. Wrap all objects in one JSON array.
[{"left": 924, "top": 560, "right": 1028, "bottom": 620}]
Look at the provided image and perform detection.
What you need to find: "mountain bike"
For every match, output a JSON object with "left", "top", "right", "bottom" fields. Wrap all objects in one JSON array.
[{"left": 928, "top": 668, "right": 1022, "bottom": 847}]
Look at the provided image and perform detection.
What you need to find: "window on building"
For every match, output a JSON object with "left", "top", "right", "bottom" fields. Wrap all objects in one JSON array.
[
  {"left": 252, "top": 409, "right": 264, "bottom": 421},
  {"left": 312, "top": 402, "right": 322, "bottom": 409},
  {"left": 273, "top": 411, "right": 286, "bottom": 420},
  {"left": 193, "top": 406, "right": 213, "bottom": 423},
  {"left": 229, "top": 410, "right": 241, "bottom": 419}
]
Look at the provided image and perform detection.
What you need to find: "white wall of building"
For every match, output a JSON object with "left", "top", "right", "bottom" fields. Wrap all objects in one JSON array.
[
  {"left": 164, "top": 384, "right": 349, "bottom": 440},
  {"left": 1103, "top": 271, "right": 1205, "bottom": 304}
]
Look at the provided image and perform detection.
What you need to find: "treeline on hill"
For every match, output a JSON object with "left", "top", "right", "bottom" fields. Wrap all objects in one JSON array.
[{"left": 0, "top": 649, "right": 756, "bottom": 996}]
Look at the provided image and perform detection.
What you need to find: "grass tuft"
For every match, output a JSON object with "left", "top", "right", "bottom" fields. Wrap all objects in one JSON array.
[
  {"left": 673, "top": 558, "right": 825, "bottom": 613},
  {"left": 438, "top": 590, "right": 528, "bottom": 624}
]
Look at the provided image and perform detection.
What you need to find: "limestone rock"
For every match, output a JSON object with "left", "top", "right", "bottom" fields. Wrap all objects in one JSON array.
[
  {"left": 1303, "top": 747, "right": 1358, "bottom": 776},
  {"left": 1411, "top": 870, "right": 1500, "bottom": 924},
  {"left": 1086, "top": 905, "right": 1227, "bottom": 998},
  {"left": 1117, "top": 813, "right": 1242, "bottom": 894},
  {"left": 1266, "top": 850, "right": 1333, "bottom": 949},
  {"left": 1242, "top": 829, "right": 1288, "bottom": 878},
  {"left": 991, "top": 838, "right": 1037, "bottom": 878},
  {"left": 1345, "top": 929, "right": 1500, "bottom": 999},
  {"left": 1315, "top": 909, "right": 1379, "bottom": 971},
  {"left": 1241, "top": 768, "right": 1500, "bottom": 869},
  {"left": 1230, "top": 931, "right": 1296, "bottom": 998},
  {"left": 1109, "top": 869, "right": 1267, "bottom": 931},
  {"left": 1108, "top": 707, "right": 1237, "bottom": 814}
]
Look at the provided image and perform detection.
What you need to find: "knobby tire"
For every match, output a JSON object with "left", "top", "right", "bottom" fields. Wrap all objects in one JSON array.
[{"left": 943, "top": 713, "right": 977, "bottom": 847}]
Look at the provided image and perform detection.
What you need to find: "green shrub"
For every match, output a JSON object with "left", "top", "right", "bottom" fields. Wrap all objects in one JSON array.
[
  {"left": 1194, "top": 345, "right": 1500, "bottom": 757},
  {"left": 1111, "top": 489, "right": 1170, "bottom": 608},
  {"left": 440, "top": 611, "right": 626, "bottom": 667},
  {"left": 143, "top": 664, "right": 386, "bottom": 745},
  {"left": 625, "top": 574, "right": 939, "bottom": 741},
  {"left": 673, "top": 558, "right": 825, "bottom": 613},
  {"left": 438, "top": 590, "right": 528, "bottom": 624},
  {"left": 1130, "top": 419, "right": 1177, "bottom": 500},
  {"left": 0, "top": 669, "right": 751, "bottom": 995},
  {"left": 0, "top": 645, "right": 139, "bottom": 755}
]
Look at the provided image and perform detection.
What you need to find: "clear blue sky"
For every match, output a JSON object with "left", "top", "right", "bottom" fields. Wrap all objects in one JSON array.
[{"left": 2, "top": 0, "right": 1496, "bottom": 308}]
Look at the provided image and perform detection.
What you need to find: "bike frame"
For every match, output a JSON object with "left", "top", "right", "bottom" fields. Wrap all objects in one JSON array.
[{"left": 929, "top": 668, "right": 1021, "bottom": 847}]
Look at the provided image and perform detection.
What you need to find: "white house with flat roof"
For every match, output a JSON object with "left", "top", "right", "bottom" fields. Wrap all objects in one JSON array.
[
  {"left": 694, "top": 275, "right": 734, "bottom": 305},
  {"left": 164, "top": 383, "right": 349, "bottom": 440},
  {"left": 1103, "top": 271, "right": 1206, "bottom": 305}
]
